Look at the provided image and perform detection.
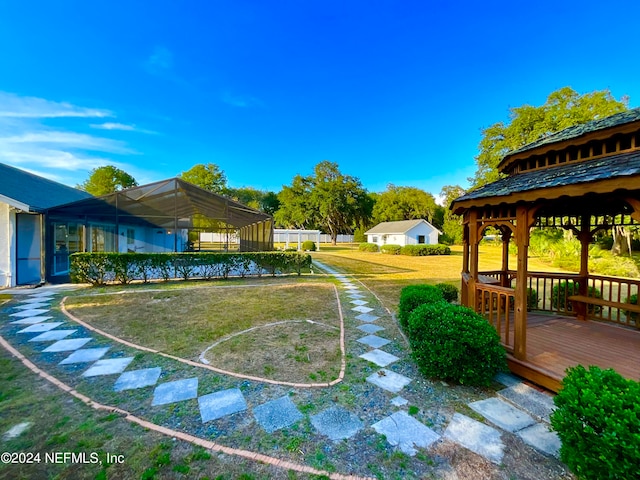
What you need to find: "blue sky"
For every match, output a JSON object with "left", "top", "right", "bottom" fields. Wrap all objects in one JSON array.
[{"left": 1, "top": 1, "right": 639, "bottom": 201}]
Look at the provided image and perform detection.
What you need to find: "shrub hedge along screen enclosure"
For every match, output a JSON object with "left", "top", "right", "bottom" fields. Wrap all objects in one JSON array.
[{"left": 45, "top": 178, "right": 273, "bottom": 281}]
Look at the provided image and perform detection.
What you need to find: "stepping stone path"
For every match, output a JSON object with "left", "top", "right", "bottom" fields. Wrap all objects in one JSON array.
[{"left": 0, "top": 277, "right": 562, "bottom": 474}]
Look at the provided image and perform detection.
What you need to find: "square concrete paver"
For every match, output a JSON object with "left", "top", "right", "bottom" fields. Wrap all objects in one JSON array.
[
  {"left": 20, "top": 297, "right": 53, "bottom": 304},
  {"left": 516, "top": 423, "right": 561, "bottom": 457},
  {"left": 469, "top": 398, "right": 536, "bottom": 433},
  {"left": 360, "top": 349, "right": 399, "bottom": 367},
  {"left": 310, "top": 406, "right": 363, "bottom": 441},
  {"left": 355, "top": 313, "right": 379, "bottom": 323},
  {"left": 444, "top": 413, "right": 504, "bottom": 464},
  {"left": 43, "top": 338, "right": 92, "bottom": 352},
  {"left": 366, "top": 369, "right": 412, "bottom": 393},
  {"left": 17, "top": 322, "right": 63, "bottom": 333},
  {"left": 29, "top": 330, "right": 76, "bottom": 342},
  {"left": 82, "top": 357, "right": 134, "bottom": 377},
  {"left": 357, "top": 323, "right": 384, "bottom": 334},
  {"left": 357, "top": 335, "right": 390, "bottom": 349},
  {"left": 14, "top": 302, "right": 49, "bottom": 310},
  {"left": 10, "top": 309, "right": 50, "bottom": 318},
  {"left": 391, "top": 396, "right": 408, "bottom": 407},
  {"left": 59, "top": 347, "right": 111, "bottom": 365},
  {"left": 114, "top": 367, "right": 162, "bottom": 392},
  {"left": 253, "top": 395, "right": 303, "bottom": 433},
  {"left": 152, "top": 378, "right": 199, "bottom": 406},
  {"left": 347, "top": 293, "right": 365, "bottom": 299},
  {"left": 498, "top": 383, "right": 556, "bottom": 423},
  {"left": 198, "top": 388, "right": 247, "bottom": 423},
  {"left": 372, "top": 411, "right": 440, "bottom": 456},
  {"left": 343, "top": 285, "right": 359, "bottom": 290},
  {"left": 10, "top": 316, "right": 53, "bottom": 325},
  {"left": 352, "top": 306, "right": 373, "bottom": 314},
  {"left": 350, "top": 300, "right": 368, "bottom": 306}
]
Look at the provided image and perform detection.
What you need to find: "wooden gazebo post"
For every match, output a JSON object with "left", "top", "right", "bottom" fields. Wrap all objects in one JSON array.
[{"left": 513, "top": 205, "right": 532, "bottom": 360}]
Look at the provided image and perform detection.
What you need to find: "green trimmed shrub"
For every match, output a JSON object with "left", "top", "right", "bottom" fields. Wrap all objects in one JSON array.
[
  {"left": 358, "top": 242, "right": 379, "bottom": 252},
  {"left": 301, "top": 240, "right": 316, "bottom": 251},
  {"left": 380, "top": 244, "right": 401, "bottom": 255},
  {"left": 551, "top": 281, "right": 601, "bottom": 313},
  {"left": 624, "top": 293, "right": 638, "bottom": 322},
  {"left": 407, "top": 302, "right": 506, "bottom": 386},
  {"left": 397, "top": 284, "right": 443, "bottom": 330},
  {"left": 399, "top": 244, "right": 451, "bottom": 256},
  {"left": 509, "top": 287, "right": 539, "bottom": 311},
  {"left": 435, "top": 283, "right": 458, "bottom": 303},
  {"left": 550, "top": 365, "right": 640, "bottom": 480},
  {"left": 70, "top": 252, "right": 312, "bottom": 285}
]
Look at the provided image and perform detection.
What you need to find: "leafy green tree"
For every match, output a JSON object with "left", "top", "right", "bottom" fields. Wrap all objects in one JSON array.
[
  {"left": 79, "top": 165, "right": 137, "bottom": 195},
  {"left": 227, "top": 187, "right": 281, "bottom": 215},
  {"left": 275, "top": 161, "right": 371, "bottom": 244},
  {"left": 179, "top": 163, "right": 227, "bottom": 193},
  {"left": 441, "top": 184, "right": 466, "bottom": 244},
  {"left": 471, "top": 87, "right": 628, "bottom": 188},
  {"left": 372, "top": 184, "right": 437, "bottom": 224}
]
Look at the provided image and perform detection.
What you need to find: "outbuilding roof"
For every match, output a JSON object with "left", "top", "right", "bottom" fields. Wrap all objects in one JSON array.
[
  {"left": 365, "top": 219, "right": 437, "bottom": 235},
  {"left": 0, "top": 162, "right": 92, "bottom": 212}
]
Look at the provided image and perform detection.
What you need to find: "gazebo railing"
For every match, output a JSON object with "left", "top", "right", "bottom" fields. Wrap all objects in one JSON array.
[
  {"left": 476, "top": 270, "right": 640, "bottom": 328},
  {"left": 474, "top": 281, "right": 515, "bottom": 353}
]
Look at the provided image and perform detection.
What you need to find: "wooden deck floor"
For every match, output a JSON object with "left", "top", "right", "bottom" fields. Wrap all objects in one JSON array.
[{"left": 503, "top": 312, "right": 640, "bottom": 390}]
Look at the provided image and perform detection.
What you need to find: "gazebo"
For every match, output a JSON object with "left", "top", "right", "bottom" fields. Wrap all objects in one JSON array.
[{"left": 451, "top": 108, "right": 640, "bottom": 391}]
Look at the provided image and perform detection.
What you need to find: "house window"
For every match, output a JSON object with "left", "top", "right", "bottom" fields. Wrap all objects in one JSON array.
[
  {"left": 126, "top": 228, "right": 135, "bottom": 246},
  {"left": 417, "top": 235, "right": 426, "bottom": 244},
  {"left": 372, "top": 236, "right": 378, "bottom": 243}
]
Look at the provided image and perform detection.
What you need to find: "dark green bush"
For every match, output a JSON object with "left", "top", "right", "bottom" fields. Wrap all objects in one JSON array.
[
  {"left": 407, "top": 302, "right": 506, "bottom": 386},
  {"left": 624, "top": 293, "right": 638, "bottom": 321},
  {"left": 435, "top": 283, "right": 458, "bottom": 303},
  {"left": 70, "top": 252, "right": 312, "bottom": 285},
  {"left": 301, "top": 240, "right": 316, "bottom": 251},
  {"left": 397, "top": 284, "right": 443, "bottom": 330},
  {"left": 353, "top": 227, "right": 366, "bottom": 243},
  {"left": 380, "top": 244, "right": 402, "bottom": 255},
  {"left": 550, "top": 365, "right": 640, "bottom": 480},
  {"left": 399, "top": 244, "right": 451, "bottom": 256},
  {"left": 358, "top": 242, "right": 379, "bottom": 252},
  {"left": 551, "top": 281, "right": 601, "bottom": 313},
  {"left": 509, "top": 287, "right": 539, "bottom": 311}
]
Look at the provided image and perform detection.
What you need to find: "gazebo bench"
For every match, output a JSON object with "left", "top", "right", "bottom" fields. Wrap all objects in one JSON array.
[{"left": 568, "top": 295, "right": 640, "bottom": 321}]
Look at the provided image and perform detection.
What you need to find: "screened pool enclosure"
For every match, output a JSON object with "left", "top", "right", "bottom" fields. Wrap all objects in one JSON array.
[{"left": 46, "top": 178, "right": 273, "bottom": 281}]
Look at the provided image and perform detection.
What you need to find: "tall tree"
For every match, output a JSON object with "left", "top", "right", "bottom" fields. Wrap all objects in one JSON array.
[
  {"left": 470, "top": 87, "right": 628, "bottom": 188},
  {"left": 440, "top": 184, "right": 466, "bottom": 244},
  {"left": 179, "top": 163, "right": 227, "bottom": 193},
  {"left": 372, "top": 184, "right": 437, "bottom": 224},
  {"left": 275, "top": 161, "right": 370, "bottom": 244},
  {"left": 227, "top": 187, "right": 281, "bottom": 215},
  {"left": 79, "top": 165, "right": 137, "bottom": 195}
]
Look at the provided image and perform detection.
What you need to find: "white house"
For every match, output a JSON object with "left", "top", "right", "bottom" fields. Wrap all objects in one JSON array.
[{"left": 365, "top": 219, "right": 440, "bottom": 247}]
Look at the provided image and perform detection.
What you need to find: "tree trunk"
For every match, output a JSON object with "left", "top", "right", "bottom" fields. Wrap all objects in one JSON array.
[{"left": 611, "top": 226, "right": 631, "bottom": 256}]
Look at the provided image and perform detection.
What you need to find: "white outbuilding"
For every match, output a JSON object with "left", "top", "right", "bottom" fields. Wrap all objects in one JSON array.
[{"left": 365, "top": 219, "right": 441, "bottom": 247}]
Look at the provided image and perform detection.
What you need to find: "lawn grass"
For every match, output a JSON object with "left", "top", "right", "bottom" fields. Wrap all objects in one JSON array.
[
  {"left": 0, "top": 349, "right": 303, "bottom": 480},
  {"left": 312, "top": 243, "right": 563, "bottom": 311},
  {"left": 64, "top": 281, "right": 342, "bottom": 383}
]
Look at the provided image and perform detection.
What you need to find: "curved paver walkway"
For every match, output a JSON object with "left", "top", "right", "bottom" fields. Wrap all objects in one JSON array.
[{"left": 0, "top": 266, "right": 561, "bottom": 478}]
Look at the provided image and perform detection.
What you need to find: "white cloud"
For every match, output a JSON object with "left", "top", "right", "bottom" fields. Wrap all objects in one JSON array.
[
  {"left": 221, "top": 91, "right": 265, "bottom": 108},
  {"left": 0, "top": 91, "right": 149, "bottom": 187},
  {"left": 0, "top": 91, "right": 111, "bottom": 118},
  {"left": 90, "top": 122, "right": 157, "bottom": 134}
]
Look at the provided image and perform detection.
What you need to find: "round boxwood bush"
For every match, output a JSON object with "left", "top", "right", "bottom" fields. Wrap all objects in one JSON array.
[
  {"left": 397, "top": 284, "right": 443, "bottom": 330},
  {"left": 407, "top": 302, "right": 507, "bottom": 386},
  {"left": 435, "top": 283, "right": 458, "bottom": 303},
  {"left": 301, "top": 240, "right": 316, "bottom": 251},
  {"left": 551, "top": 281, "right": 601, "bottom": 313},
  {"left": 550, "top": 365, "right": 640, "bottom": 480}
]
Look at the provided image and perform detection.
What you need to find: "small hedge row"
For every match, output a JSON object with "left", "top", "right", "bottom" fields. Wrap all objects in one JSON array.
[
  {"left": 360, "top": 243, "right": 451, "bottom": 256},
  {"left": 70, "top": 252, "right": 312, "bottom": 286},
  {"left": 398, "top": 283, "right": 505, "bottom": 386},
  {"left": 551, "top": 365, "right": 640, "bottom": 480}
]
